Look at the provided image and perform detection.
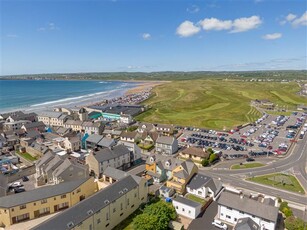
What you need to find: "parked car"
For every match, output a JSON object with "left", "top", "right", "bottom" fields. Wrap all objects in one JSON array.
[
  {"left": 212, "top": 220, "right": 228, "bottom": 230},
  {"left": 22, "top": 176, "right": 29, "bottom": 182},
  {"left": 9, "top": 182, "right": 22, "bottom": 188},
  {"left": 14, "top": 188, "right": 26, "bottom": 193},
  {"left": 246, "top": 158, "right": 255, "bottom": 162}
]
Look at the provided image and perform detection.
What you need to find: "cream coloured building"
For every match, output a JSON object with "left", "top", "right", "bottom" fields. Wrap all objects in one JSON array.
[
  {"left": 0, "top": 177, "right": 97, "bottom": 227},
  {"left": 32, "top": 175, "right": 148, "bottom": 230}
]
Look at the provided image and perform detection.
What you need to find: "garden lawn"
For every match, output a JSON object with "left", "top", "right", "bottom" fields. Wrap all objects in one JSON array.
[
  {"left": 247, "top": 173, "right": 305, "bottom": 194},
  {"left": 136, "top": 80, "right": 306, "bottom": 130},
  {"left": 231, "top": 162, "right": 265, "bottom": 170},
  {"left": 186, "top": 194, "right": 206, "bottom": 205},
  {"left": 16, "top": 152, "right": 37, "bottom": 161}
]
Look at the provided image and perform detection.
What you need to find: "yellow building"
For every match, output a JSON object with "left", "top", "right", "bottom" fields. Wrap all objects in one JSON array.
[
  {"left": 32, "top": 175, "right": 148, "bottom": 230},
  {"left": 179, "top": 147, "right": 209, "bottom": 165},
  {"left": 166, "top": 160, "right": 198, "bottom": 194},
  {"left": 0, "top": 177, "right": 97, "bottom": 227}
]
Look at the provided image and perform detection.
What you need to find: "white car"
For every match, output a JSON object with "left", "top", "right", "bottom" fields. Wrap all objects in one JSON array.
[
  {"left": 212, "top": 220, "right": 228, "bottom": 230},
  {"left": 9, "top": 181, "right": 22, "bottom": 188}
]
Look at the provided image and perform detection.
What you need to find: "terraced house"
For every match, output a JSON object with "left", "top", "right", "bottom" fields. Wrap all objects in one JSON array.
[
  {"left": 32, "top": 175, "right": 148, "bottom": 230},
  {"left": 0, "top": 178, "right": 97, "bottom": 227}
]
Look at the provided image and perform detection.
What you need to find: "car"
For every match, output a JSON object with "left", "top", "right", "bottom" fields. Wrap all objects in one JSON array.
[
  {"left": 8, "top": 181, "right": 22, "bottom": 188},
  {"left": 22, "top": 176, "right": 29, "bottom": 182},
  {"left": 212, "top": 220, "right": 228, "bottom": 230},
  {"left": 246, "top": 158, "right": 255, "bottom": 162},
  {"left": 14, "top": 188, "right": 26, "bottom": 193}
]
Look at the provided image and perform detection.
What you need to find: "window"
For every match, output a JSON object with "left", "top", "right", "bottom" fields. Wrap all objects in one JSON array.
[
  {"left": 54, "top": 197, "right": 56, "bottom": 201},
  {"left": 182, "top": 208, "right": 185, "bottom": 212},
  {"left": 20, "top": 205, "right": 26, "bottom": 210},
  {"left": 239, "top": 211, "right": 244, "bottom": 214},
  {"left": 105, "top": 224, "right": 109, "bottom": 227},
  {"left": 33, "top": 203, "right": 36, "bottom": 206},
  {"left": 134, "top": 193, "right": 137, "bottom": 198},
  {"left": 121, "top": 203, "right": 123, "bottom": 210},
  {"left": 113, "top": 208, "right": 116, "bottom": 213},
  {"left": 188, "top": 210, "right": 191, "bottom": 214},
  {"left": 226, "top": 215, "right": 231, "bottom": 219},
  {"left": 131, "top": 205, "right": 134, "bottom": 208},
  {"left": 11, "top": 208, "right": 14, "bottom": 212},
  {"left": 41, "top": 199, "right": 47, "bottom": 204},
  {"left": 120, "top": 213, "right": 123, "bottom": 216},
  {"left": 106, "top": 213, "right": 109, "bottom": 220},
  {"left": 198, "top": 191, "right": 202, "bottom": 195},
  {"left": 227, "top": 207, "right": 232, "bottom": 210},
  {"left": 127, "top": 199, "right": 130, "bottom": 205},
  {"left": 234, "top": 218, "right": 237, "bottom": 222},
  {"left": 77, "top": 188, "right": 81, "bottom": 193},
  {"left": 176, "top": 206, "right": 178, "bottom": 209},
  {"left": 97, "top": 218, "right": 101, "bottom": 224},
  {"left": 61, "top": 194, "right": 66, "bottom": 199}
]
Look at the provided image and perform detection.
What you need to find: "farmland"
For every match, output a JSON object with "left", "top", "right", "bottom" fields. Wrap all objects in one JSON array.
[{"left": 136, "top": 80, "right": 306, "bottom": 130}]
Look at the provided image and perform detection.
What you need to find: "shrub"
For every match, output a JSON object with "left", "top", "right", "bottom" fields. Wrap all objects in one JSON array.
[
  {"left": 285, "top": 216, "right": 305, "bottom": 230},
  {"left": 201, "top": 159, "right": 209, "bottom": 167}
]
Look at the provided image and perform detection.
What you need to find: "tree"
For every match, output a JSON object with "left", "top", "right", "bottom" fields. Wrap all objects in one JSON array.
[
  {"left": 285, "top": 216, "right": 305, "bottom": 230},
  {"left": 135, "top": 201, "right": 177, "bottom": 230},
  {"left": 133, "top": 213, "right": 159, "bottom": 230},
  {"left": 207, "top": 148, "right": 214, "bottom": 154},
  {"left": 209, "top": 153, "right": 218, "bottom": 163},
  {"left": 279, "top": 201, "right": 289, "bottom": 212},
  {"left": 282, "top": 207, "right": 293, "bottom": 217},
  {"left": 201, "top": 159, "right": 209, "bottom": 167}
]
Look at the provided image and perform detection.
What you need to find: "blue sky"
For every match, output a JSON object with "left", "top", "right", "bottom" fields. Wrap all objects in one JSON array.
[{"left": 1, "top": 0, "right": 307, "bottom": 75}]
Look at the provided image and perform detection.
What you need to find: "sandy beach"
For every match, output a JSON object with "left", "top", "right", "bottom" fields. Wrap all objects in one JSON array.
[{"left": 1, "top": 80, "right": 167, "bottom": 114}]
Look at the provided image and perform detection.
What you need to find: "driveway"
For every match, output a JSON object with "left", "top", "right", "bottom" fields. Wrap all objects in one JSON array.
[{"left": 188, "top": 201, "right": 231, "bottom": 230}]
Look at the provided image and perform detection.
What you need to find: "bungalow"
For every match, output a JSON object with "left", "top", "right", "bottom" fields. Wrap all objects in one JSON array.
[
  {"left": 155, "top": 124, "right": 174, "bottom": 135},
  {"left": 172, "top": 196, "right": 202, "bottom": 219},
  {"left": 137, "top": 122, "right": 155, "bottom": 134},
  {"left": 186, "top": 173, "right": 223, "bottom": 200},
  {"left": 156, "top": 136, "right": 178, "bottom": 155},
  {"left": 217, "top": 191, "right": 279, "bottom": 230},
  {"left": 120, "top": 131, "right": 138, "bottom": 143},
  {"left": 179, "top": 147, "right": 209, "bottom": 164}
]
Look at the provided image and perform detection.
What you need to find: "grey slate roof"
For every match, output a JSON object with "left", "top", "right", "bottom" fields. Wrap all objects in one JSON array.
[
  {"left": 0, "top": 178, "right": 91, "bottom": 208},
  {"left": 218, "top": 191, "right": 279, "bottom": 222},
  {"left": 32, "top": 175, "right": 139, "bottom": 230},
  {"left": 23, "top": 121, "right": 45, "bottom": 129},
  {"left": 97, "top": 137, "right": 116, "bottom": 148},
  {"left": 146, "top": 154, "right": 183, "bottom": 171},
  {"left": 187, "top": 173, "right": 222, "bottom": 193},
  {"left": 173, "top": 196, "right": 202, "bottom": 208},
  {"left": 38, "top": 111, "right": 64, "bottom": 119},
  {"left": 36, "top": 152, "right": 55, "bottom": 168},
  {"left": 86, "top": 134, "right": 104, "bottom": 144},
  {"left": 93, "top": 145, "right": 130, "bottom": 163},
  {"left": 235, "top": 217, "right": 260, "bottom": 230},
  {"left": 104, "top": 166, "right": 129, "bottom": 180},
  {"left": 156, "top": 136, "right": 176, "bottom": 145},
  {"left": 65, "top": 120, "right": 83, "bottom": 126}
]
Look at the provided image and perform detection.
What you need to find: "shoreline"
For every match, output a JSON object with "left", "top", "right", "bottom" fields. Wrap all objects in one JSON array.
[{"left": 0, "top": 80, "right": 166, "bottom": 114}]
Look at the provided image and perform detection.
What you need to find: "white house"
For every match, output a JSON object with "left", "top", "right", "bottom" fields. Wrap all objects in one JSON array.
[
  {"left": 120, "top": 114, "right": 133, "bottom": 124},
  {"left": 186, "top": 173, "right": 222, "bottom": 200},
  {"left": 217, "top": 191, "right": 279, "bottom": 230},
  {"left": 172, "top": 196, "right": 202, "bottom": 219}
]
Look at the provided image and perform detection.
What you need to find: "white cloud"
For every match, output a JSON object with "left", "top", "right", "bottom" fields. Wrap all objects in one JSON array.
[
  {"left": 37, "top": 27, "right": 46, "bottom": 31},
  {"left": 37, "top": 22, "right": 59, "bottom": 32},
  {"left": 262, "top": 33, "right": 282, "bottom": 40},
  {"left": 176, "top": 20, "right": 201, "bottom": 37},
  {"left": 142, "top": 33, "right": 151, "bottom": 40},
  {"left": 286, "top": 13, "right": 297, "bottom": 21},
  {"left": 292, "top": 11, "right": 307, "bottom": 27},
  {"left": 231, "top": 16, "right": 262, "bottom": 33},
  {"left": 187, "top": 5, "right": 200, "bottom": 14},
  {"left": 6, "top": 34, "right": 18, "bottom": 38},
  {"left": 199, "top": 18, "right": 232, "bottom": 31}
]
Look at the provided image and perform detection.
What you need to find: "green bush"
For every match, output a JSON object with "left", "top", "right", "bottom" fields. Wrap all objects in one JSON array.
[
  {"left": 282, "top": 207, "right": 293, "bottom": 217},
  {"left": 209, "top": 153, "right": 218, "bottom": 163},
  {"left": 279, "top": 201, "right": 289, "bottom": 211},
  {"left": 285, "top": 216, "right": 306, "bottom": 230},
  {"left": 201, "top": 159, "right": 209, "bottom": 167}
]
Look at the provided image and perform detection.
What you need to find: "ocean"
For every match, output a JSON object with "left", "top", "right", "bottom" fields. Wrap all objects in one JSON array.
[{"left": 0, "top": 80, "right": 139, "bottom": 113}]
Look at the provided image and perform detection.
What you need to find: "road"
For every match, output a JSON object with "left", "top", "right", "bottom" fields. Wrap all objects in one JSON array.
[{"left": 201, "top": 132, "right": 307, "bottom": 204}]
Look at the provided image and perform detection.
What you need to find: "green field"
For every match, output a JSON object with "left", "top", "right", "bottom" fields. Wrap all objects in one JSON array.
[
  {"left": 16, "top": 151, "right": 37, "bottom": 161},
  {"left": 231, "top": 162, "right": 265, "bottom": 170},
  {"left": 247, "top": 173, "right": 305, "bottom": 194},
  {"left": 136, "top": 80, "right": 306, "bottom": 129}
]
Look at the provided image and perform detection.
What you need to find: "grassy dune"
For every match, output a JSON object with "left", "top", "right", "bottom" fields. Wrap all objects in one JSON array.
[{"left": 136, "top": 80, "right": 306, "bottom": 130}]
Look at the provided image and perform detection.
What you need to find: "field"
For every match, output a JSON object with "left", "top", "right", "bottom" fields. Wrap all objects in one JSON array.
[
  {"left": 136, "top": 80, "right": 306, "bottom": 130},
  {"left": 231, "top": 162, "right": 265, "bottom": 170},
  {"left": 247, "top": 173, "right": 305, "bottom": 194}
]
